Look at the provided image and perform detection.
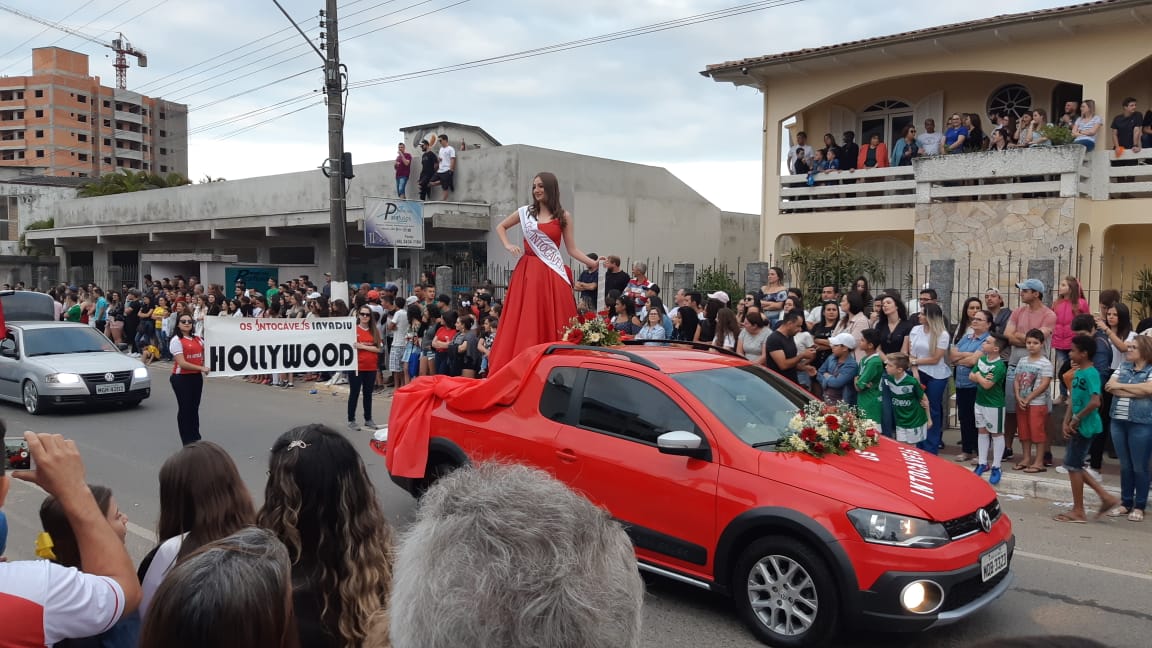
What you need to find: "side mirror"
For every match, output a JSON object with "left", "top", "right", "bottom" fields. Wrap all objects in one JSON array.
[
  {"left": 0, "top": 338, "right": 16, "bottom": 358},
  {"left": 657, "top": 430, "right": 711, "bottom": 461}
]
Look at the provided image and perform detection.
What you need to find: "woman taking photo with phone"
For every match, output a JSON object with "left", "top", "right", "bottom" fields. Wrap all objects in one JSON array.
[{"left": 170, "top": 313, "right": 208, "bottom": 446}]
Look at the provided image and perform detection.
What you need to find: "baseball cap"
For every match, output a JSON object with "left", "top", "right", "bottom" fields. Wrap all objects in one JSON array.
[
  {"left": 829, "top": 333, "right": 857, "bottom": 349},
  {"left": 405, "top": 295, "right": 419, "bottom": 305},
  {"left": 383, "top": 283, "right": 399, "bottom": 293},
  {"left": 1015, "top": 279, "right": 1045, "bottom": 293},
  {"left": 367, "top": 290, "right": 380, "bottom": 300},
  {"left": 707, "top": 290, "right": 730, "bottom": 304},
  {"left": 647, "top": 284, "right": 660, "bottom": 294},
  {"left": 307, "top": 291, "right": 322, "bottom": 299}
]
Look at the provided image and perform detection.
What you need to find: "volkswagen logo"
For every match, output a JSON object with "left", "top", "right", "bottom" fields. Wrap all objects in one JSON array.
[
  {"left": 977, "top": 508, "right": 992, "bottom": 533},
  {"left": 104, "top": 372, "right": 115, "bottom": 382}
]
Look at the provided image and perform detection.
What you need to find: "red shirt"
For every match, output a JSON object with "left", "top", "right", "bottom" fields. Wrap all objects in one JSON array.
[
  {"left": 171, "top": 335, "right": 205, "bottom": 375},
  {"left": 357, "top": 326, "right": 379, "bottom": 372},
  {"left": 434, "top": 325, "right": 455, "bottom": 354}
]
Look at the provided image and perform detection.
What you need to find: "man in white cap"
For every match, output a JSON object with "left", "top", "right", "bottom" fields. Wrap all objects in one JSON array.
[
  {"left": 815, "top": 333, "right": 859, "bottom": 403},
  {"left": 706, "top": 290, "right": 730, "bottom": 306},
  {"left": 1000, "top": 278, "right": 1057, "bottom": 465}
]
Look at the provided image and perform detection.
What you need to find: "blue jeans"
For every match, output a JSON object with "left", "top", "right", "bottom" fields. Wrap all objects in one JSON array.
[
  {"left": 1111, "top": 418, "right": 1152, "bottom": 510},
  {"left": 396, "top": 176, "right": 409, "bottom": 197},
  {"left": 0, "top": 510, "right": 7, "bottom": 555},
  {"left": 916, "top": 373, "right": 949, "bottom": 454},
  {"left": 1074, "top": 139, "right": 1096, "bottom": 152}
]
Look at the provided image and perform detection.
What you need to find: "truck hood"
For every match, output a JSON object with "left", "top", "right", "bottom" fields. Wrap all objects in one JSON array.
[
  {"left": 30, "top": 352, "right": 144, "bottom": 374},
  {"left": 759, "top": 438, "right": 996, "bottom": 521}
]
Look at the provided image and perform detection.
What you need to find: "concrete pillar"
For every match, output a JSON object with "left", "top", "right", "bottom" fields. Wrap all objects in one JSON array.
[
  {"left": 435, "top": 265, "right": 452, "bottom": 301},
  {"left": 746, "top": 261, "right": 771, "bottom": 294},
  {"left": 1026, "top": 259, "right": 1056, "bottom": 307},
  {"left": 672, "top": 263, "right": 695, "bottom": 293},
  {"left": 927, "top": 259, "right": 956, "bottom": 321}
]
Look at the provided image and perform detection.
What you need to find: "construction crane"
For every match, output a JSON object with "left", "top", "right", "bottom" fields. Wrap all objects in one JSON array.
[{"left": 0, "top": 3, "right": 147, "bottom": 90}]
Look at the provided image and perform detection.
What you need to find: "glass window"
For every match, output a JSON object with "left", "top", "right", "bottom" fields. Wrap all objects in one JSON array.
[
  {"left": 987, "top": 84, "right": 1033, "bottom": 121},
  {"left": 269, "top": 246, "right": 315, "bottom": 265},
  {"left": 673, "top": 366, "right": 810, "bottom": 447},
  {"left": 578, "top": 371, "right": 697, "bottom": 444},
  {"left": 539, "top": 367, "right": 579, "bottom": 423},
  {"left": 23, "top": 327, "right": 118, "bottom": 356}
]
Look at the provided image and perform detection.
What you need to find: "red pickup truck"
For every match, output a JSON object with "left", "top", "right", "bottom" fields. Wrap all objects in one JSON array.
[{"left": 375, "top": 343, "right": 1014, "bottom": 647}]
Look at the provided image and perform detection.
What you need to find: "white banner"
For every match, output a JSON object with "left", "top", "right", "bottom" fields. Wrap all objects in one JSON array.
[{"left": 204, "top": 317, "right": 357, "bottom": 378}]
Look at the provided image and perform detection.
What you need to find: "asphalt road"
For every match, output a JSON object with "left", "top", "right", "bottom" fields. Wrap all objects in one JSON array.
[{"left": 2, "top": 366, "right": 1150, "bottom": 647}]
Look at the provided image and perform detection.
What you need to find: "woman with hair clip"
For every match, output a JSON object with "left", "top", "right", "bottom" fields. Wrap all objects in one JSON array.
[
  {"left": 138, "top": 442, "right": 255, "bottom": 620},
  {"left": 38, "top": 485, "right": 139, "bottom": 648},
  {"left": 348, "top": 307, "right": 383, "bottom": 430},
  {"left": 170, "top": 310, "right": 208, "bottom": 446},
  {"left": 140, "top": 527, "right": 299, "bottom": 648},
  {"left": 487, "top": 172, "right": 599, "bottom": 373},
  {"left": 259, "top": 424, "right": 394, "bottom": 648}
]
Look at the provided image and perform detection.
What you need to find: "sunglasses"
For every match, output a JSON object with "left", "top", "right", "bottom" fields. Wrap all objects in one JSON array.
[
  {"left": 178, "top": 319, "right": 193, "bottom": 324},
  {"left": 358, "top": 312, "right": 372, "bottom": 316}
]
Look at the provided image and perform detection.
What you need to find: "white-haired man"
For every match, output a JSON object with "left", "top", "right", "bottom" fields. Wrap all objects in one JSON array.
[{"left": 390, "top": 463, "right": 644, "bottom": 648}]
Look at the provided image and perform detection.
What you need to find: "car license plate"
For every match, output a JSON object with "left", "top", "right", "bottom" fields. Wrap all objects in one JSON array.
[
  {"left": 96, "top": 383, "right": 125, "bottom": 395},
  {"left": 980, "top": 543, "right": 1008, "bottom": 582}
]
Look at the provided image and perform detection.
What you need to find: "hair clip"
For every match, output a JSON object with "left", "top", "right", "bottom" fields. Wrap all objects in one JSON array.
[
  {"left": 286, "top": 440, "right": 310, "bottom": 451},
  {"left": 36, "top": 532, "right": 57, "bottom": 560}
]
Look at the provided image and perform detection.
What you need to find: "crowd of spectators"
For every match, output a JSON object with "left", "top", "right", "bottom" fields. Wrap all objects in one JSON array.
[
  {"left": 1, "top": 423, "right": 645, "bottom": 648},
  {"left": 787, "top": 97, "right": 1152, "bottom": 185}
]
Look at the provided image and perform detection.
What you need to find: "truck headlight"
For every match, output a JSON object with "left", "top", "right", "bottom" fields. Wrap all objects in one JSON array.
[
  {"left": 133, "top": 367, "right": 149, "bottom": 379},
  {"left": 848, "top": 509, "right": 951, "bottom": 548},
  {"left": 45, "top": 373, "right": 83, "bottom": 385}
]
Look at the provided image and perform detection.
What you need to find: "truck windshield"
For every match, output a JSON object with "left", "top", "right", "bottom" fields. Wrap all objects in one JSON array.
[
  {"left": 673, "top": 365, "right": 811, "bottom": 447},
  {"left": 24, "top": 327, "right": 119, "bottom": 357}
]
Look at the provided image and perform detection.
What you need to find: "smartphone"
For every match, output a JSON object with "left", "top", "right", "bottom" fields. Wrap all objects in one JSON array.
[{"left": 3, "top": 437, "right": 33, "bottom": 471}]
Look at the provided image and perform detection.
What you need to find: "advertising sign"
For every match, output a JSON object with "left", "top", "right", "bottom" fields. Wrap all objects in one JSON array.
[
  {"left": 364, "top": 197, "right": 424, "bottom": 249},
  {"left": 204, "top": 317, "right": 356, "bottom": 377},
  {"left": 225, "top": 266, "right": 277, "bottom": 292}
]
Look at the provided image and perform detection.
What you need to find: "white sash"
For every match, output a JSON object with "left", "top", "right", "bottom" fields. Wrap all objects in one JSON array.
[{"left": 518, "top": 206, "right": 570, "bottom": 285}]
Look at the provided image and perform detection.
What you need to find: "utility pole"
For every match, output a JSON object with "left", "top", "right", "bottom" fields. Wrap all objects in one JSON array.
[
  {"left": 273, "top": 0, "right": 348, "bottom": 282},
  {"left": 323, "top": 0, "right": 348, "bottom": 283}
]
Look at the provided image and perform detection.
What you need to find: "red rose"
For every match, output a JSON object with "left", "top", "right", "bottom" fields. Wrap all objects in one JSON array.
[
  {"left": 840, "top": 441, "right": 852, "bottom": 450},
  {"left": 800, "top": 427, "right": 817, "bottom": 442},
  {"left": 824, "top": 415, "right": 840, "bottom": 431},
  {"left": 583, "top": 311, "right": 598, "bottom": 322},
  {"left": 568, "top": 328, "right": 585, "bottom": 344},
  {"left": 813, "top": 442, "right": 826, "bottom": 453},
  {"left": 865, "top": 429, "right": 877, "bottom": 439}
]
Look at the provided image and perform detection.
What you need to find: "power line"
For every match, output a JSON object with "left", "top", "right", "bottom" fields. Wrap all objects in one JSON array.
[
  {"left": 0, "top": 1, "right": 100, "bottom": 72},
  {"left": 216, "top": 100, "right": 324, "bottom": 140},
  {"left": 190, "top": 67, "right": 320, "bottom": 112},
  {"left": 100, "top": 0, "right": 175, "bottom": 37}
]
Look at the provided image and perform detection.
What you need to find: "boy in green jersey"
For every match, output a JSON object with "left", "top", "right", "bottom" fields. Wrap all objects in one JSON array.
[
  {"left": 970, "top": 333, "right": 1009, "bottom": 484},
  {"left": 853, "top": 329, "right": 885, "bottom": 427},
  {"left": 1054, "top": 335, "right": 1122, "bottom": 523},
  {"left": 882, "top": 352, "right": 930, "bottom": 445}
]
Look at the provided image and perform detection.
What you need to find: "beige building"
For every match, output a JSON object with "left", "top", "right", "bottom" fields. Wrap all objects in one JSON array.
[
  {"left": 704, "top": 0, "right": 1152, "bottom": 310},
  {"left": 0, "top": 48, "right": 188, "bottom": 179}
]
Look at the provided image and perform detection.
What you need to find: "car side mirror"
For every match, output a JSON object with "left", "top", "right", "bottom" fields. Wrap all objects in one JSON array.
[
  {"left": 657, "top": 430, "right": 711, "bottom": 461},
  {"left": 0, "top": 338, "right": 16, "bottom": 358}
]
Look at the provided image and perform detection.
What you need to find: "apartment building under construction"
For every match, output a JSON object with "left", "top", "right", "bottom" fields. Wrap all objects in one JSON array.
[{"left": 0, "top": 47, "right": 187, "bottom": 178}]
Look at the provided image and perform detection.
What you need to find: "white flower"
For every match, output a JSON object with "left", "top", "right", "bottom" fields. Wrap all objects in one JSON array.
[{"left": 588, "top": 332, "right": 602, "bottom": 343}]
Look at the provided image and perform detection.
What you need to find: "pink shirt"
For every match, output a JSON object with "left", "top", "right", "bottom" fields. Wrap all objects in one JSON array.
[{"left": 1051, "top": 298, "right": 1089, "bottom": 351}]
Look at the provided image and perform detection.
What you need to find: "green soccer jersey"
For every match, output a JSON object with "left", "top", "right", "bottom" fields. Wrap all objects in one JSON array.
[
  {"left": 885, "top": 372, "right": 927, "bottom": 429},
  {"left": 972, "top": 355, "right": 1007, "bottom": 408},
  {"left": 854, "top": 353, "right": 884, "bottom": 424},
  {"left": 1071, "top": 367, "right": 1103, "bottom": 437}
]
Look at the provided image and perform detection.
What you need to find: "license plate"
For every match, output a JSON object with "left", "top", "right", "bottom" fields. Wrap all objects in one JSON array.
[
  {"left": 980, "top": 543, "right": 1008, "bottom": 582},
  {"left": 95, "top": 383, "right": 125, "bottom": 395}
]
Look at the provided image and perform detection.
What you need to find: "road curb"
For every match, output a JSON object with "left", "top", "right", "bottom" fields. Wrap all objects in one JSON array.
[{"left": 994, "top": 471, "right": 1121, "bottom": 505}]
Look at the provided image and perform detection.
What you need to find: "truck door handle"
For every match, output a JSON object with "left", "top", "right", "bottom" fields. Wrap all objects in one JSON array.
[{"left": 556, "top": 448, "right": 577, "bottom": 463}]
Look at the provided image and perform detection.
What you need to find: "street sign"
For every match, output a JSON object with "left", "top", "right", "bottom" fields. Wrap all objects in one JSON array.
[{"left": 364, "top": 197, "right": 424, "bottom": 249}]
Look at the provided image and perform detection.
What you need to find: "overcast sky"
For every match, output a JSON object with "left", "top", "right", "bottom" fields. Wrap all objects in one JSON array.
[{"left": 0, "top": 0, "right": 1073, "bottom": 213}]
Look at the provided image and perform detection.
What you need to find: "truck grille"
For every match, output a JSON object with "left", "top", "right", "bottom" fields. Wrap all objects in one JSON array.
[{"left": 941, "top": 499, "right": 1001, "bottom": 539}]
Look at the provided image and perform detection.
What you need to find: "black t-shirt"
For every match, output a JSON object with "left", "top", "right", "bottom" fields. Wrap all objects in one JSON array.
[
  {"left": 877, "top": 317, "right": 914, "bottom": 355},
  {"left": 604, "top": 270, "right": 629, "bottom": 297},
  {"left": 419, "top": 151, "right": 438, "bottom": 182},
  {"left": 1111, "top": 113, "right": 1142, "bottom": 148},
  {"left": 123, "top": 298, "right": 140, "bottom": 330},
  {"left": 577, "top": 268, "right": 598, "bottom": 307},
  {"left": 839, "top": 142, "right": 859, "bottom": 170},
  {"left": 764, "top": 330, "right": 798, "bottom": 383}
]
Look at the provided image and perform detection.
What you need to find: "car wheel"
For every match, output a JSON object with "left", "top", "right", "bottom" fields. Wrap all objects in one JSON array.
[
  {"left": 733, "top": 537, "right": 839, "bottom": 647},
  {"left": 23, "top": 380, "right": 46, "bottom": 416},
  {"left": 413, "top": 461, "right": 458, "bottom": 498}
]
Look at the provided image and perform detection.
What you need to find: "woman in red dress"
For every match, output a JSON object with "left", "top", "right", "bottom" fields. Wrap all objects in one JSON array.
[{"left": 488, "top": 172, "right": 599, "bottom": 373}]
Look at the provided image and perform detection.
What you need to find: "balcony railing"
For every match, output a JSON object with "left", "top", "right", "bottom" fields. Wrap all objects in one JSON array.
[{"left": 778, "top": 145, "right": 1152, "bottom": 212}]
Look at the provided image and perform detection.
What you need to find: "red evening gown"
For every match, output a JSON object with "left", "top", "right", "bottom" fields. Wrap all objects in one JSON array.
[{"left": 487, "top": 218, "right": 576, "bottom": 374}]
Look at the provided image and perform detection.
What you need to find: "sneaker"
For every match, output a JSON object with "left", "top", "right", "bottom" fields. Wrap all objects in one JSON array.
[
  {"left": 1001, "top": 449, "right": 1014, "bottom": 462},
  {"left": 1043, "top": 451, "right": 1053, "bottom": 467},
  {"left": 347, "top": 421, "right": 358, "bottom": 431},
  {"left": 364, "top": 419, "right": 378, "bottom": 428},
  {"left": 1055, "top": 465, "right": 1069, "bottom": 474},
  {"left": 989, "top": 467, "right": 1002, "bottom": 485},
  {"left": 1085, "top": 467, "right": 1103, "bottom": 482},
  {"left": 974, "top": 464, "right": 988, "bottom": 478},
  {"left": 955, "top": 452, "right": 975, "bottom": 462}
]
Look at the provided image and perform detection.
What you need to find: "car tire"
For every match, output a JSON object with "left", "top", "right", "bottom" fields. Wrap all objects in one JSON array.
[
  {"left": 413, "top": 461, "right": 458, "bottom": 498},
  {"left": 733, "top": 537, "right": 839, "bottom": 648},
  {"left": 23, "top": 380, "right": 47, "bottom": 416}
]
